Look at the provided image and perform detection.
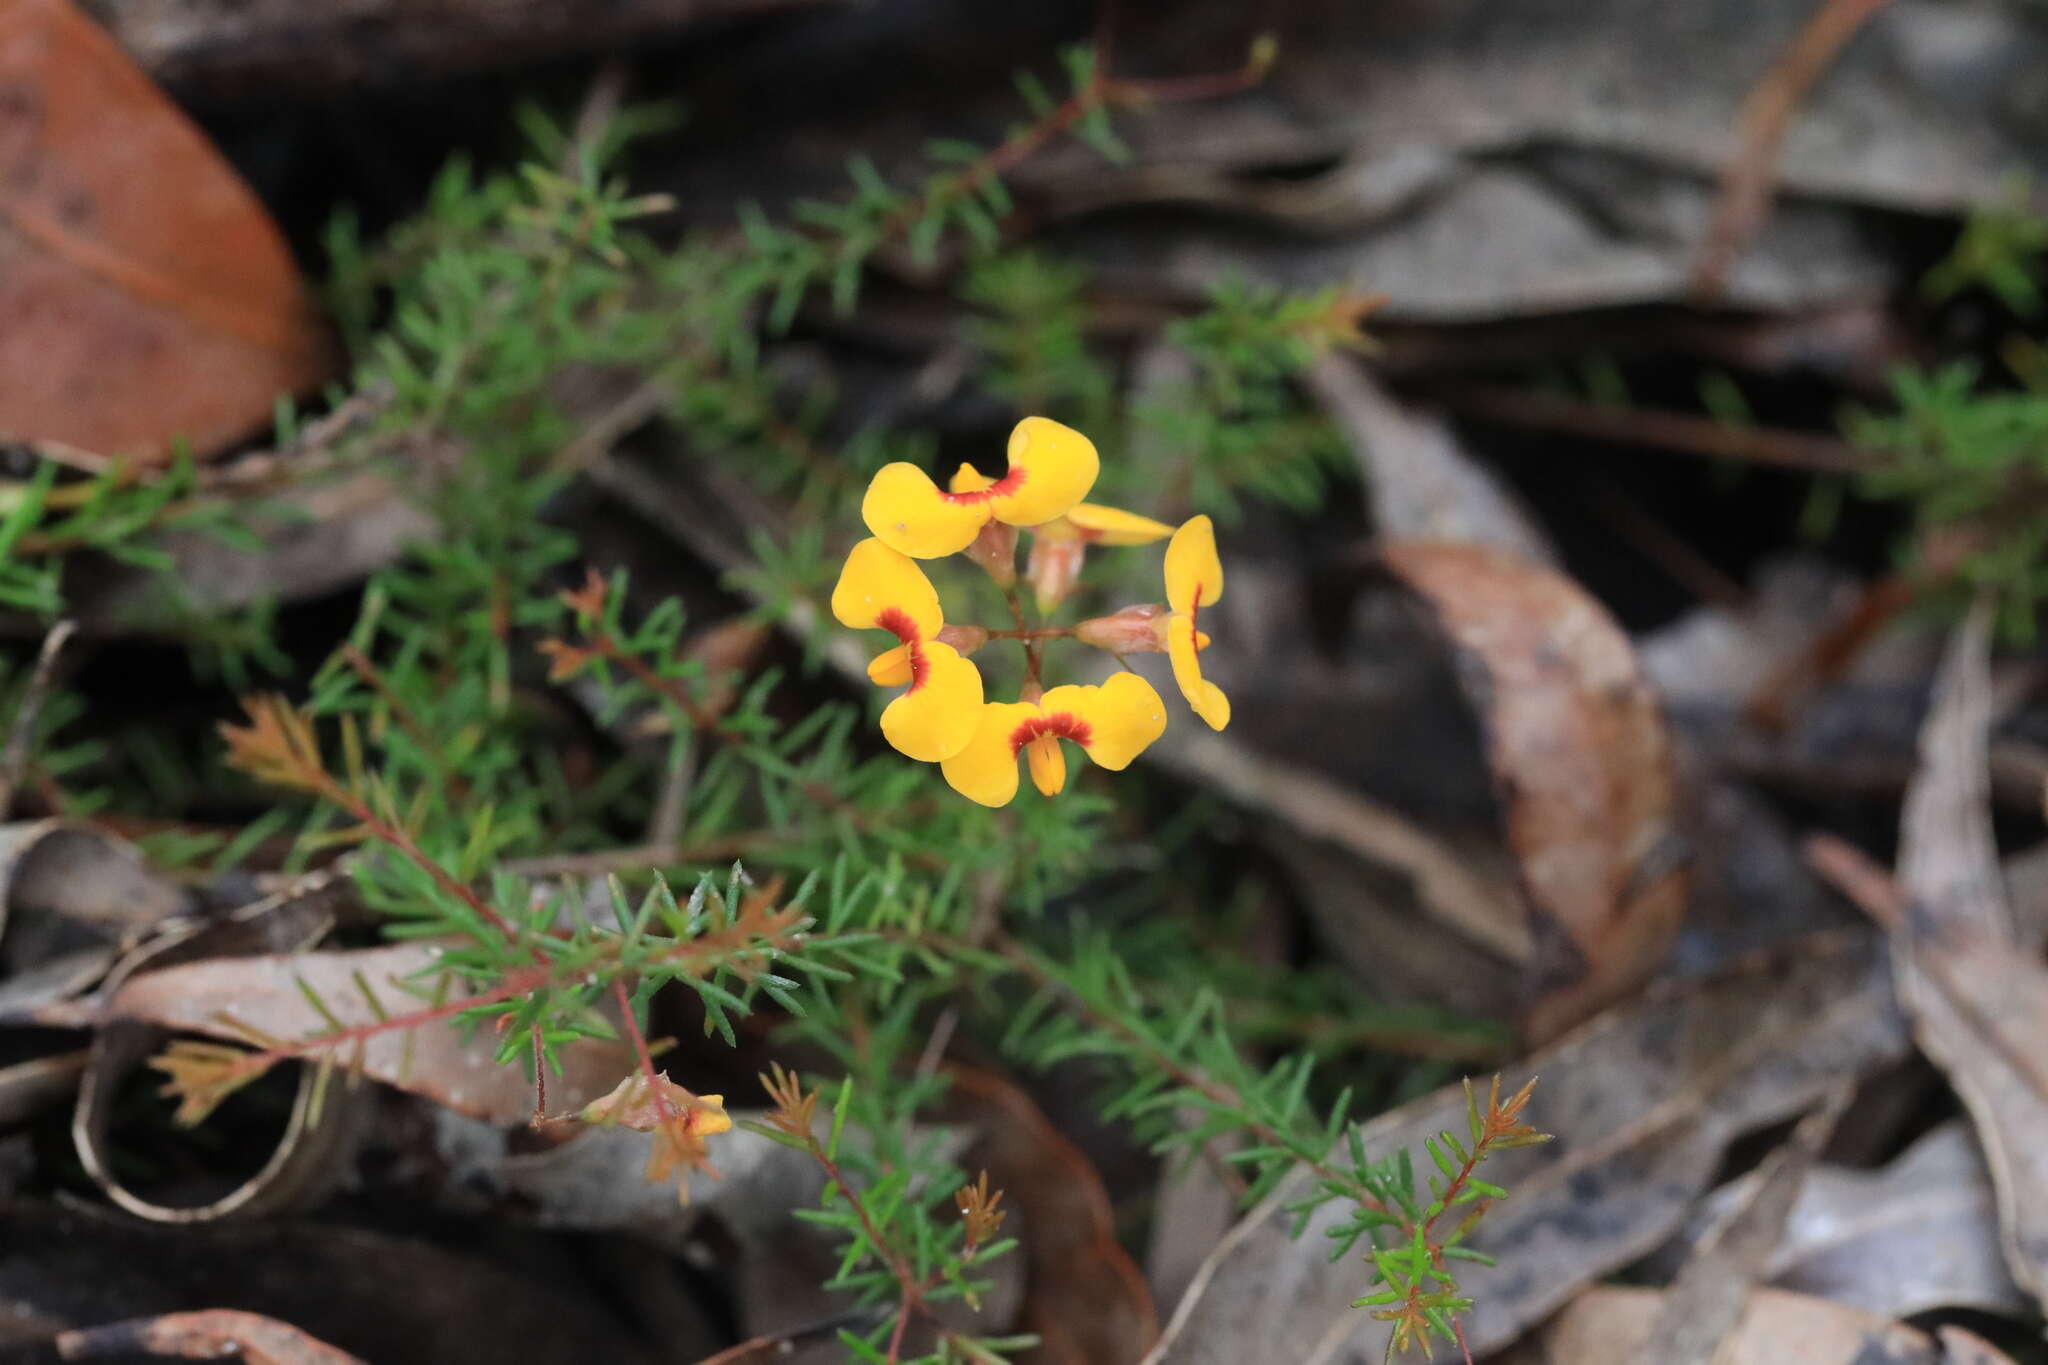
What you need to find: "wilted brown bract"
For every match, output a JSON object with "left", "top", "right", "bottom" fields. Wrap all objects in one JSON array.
[{"left": 0, "top": 0, "right": 330, "bottom": 459}]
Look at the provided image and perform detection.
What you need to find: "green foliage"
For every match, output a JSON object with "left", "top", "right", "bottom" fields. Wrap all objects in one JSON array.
[
  {"left": 1923, "top": 183, "right": 2048, "bottom": 316},
  {"left": 3, "top": 45, "right": 1529, "bottom": 1361},
  {"left": 1853, "top": 362, "right": 2048, "bottom": 636}
]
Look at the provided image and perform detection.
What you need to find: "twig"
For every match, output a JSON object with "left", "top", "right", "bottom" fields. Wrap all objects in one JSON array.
[
  {"left": 1435, "top": 383, "right": 1871, "bottom": 474},
  {"left": 689, "top": 1312, "right": 886, "bottom": 1365},
  {"left": 1692, "top": 0, "right": 1893, "bottom": 299},
  {"left": 337, "top": 644, "right": 471, "bottom": 799},
  {"left": 1742, "top": 529, "right": 1972, "bottom": 730},
  {"left": 0, "top": 618, "right": 75, "bottom": 820}
]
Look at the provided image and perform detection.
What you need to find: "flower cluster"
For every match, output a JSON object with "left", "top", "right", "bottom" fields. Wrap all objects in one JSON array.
[{"left": 831, "top": 416, "right": 1229, "bottom": 806}]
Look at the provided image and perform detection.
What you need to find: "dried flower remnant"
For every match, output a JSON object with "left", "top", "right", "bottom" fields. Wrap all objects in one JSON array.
[{"left": 580, "top": 1072, "right": 733, "bottom": 1196}]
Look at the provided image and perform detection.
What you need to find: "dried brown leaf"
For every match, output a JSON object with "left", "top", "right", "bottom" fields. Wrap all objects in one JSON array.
[
  {"left": 0, "top": 0, "right": 330, "bottom": 458},
  {"left": 1380, "top": 542, "right": 1687, "bottom": 1041},
  {"left": 948, "top": 1064, "right": 1158, "bottom": 1365},
  {"left": 1890, "top": 598, "right": 2048, "bottom": 1307},
  {"left": 54, "top": 1308, "right": 366, "bottom": 1364}
]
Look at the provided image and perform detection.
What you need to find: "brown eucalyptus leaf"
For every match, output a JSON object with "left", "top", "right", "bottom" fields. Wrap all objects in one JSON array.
[
  {"left": 1380, "top": 542, "right": 1686, "bottom": 1041},
  {"left": 102, "top": 942, "right": 634, "bottom": 1125},
  {"left": 0, "top": 0, "right": 330, "bottom": 458},
  {"left": 1146, "top": 931, "right": 1908, "bottom": 1364},
  {"left": 53, "top": 1308, "right": 366, "bottom": 1364},
  {"left": 1891, "top": 599, "right": 2048, "bottom": 1306},
  {"left": 1489, "top": 1286, "right": 1940, "bottom": 1365},
  {"left": 947, "top": 1064, "right": 1158, "bottom": 1365}
]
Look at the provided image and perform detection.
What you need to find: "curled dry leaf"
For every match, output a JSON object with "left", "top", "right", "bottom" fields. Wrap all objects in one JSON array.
[
  {"left": 1147, "top": 930, "right": 1907, "bottom": 1364},
  {"left": 0, "top": 0, "right": 330, "bottom": 458},
  {"left": 1883, "top": 596, "right": 2048, "bottom": 1307},
  {"left": 102, "top": 942, "right": 634, "bottom": 1125},
  {"left": 0, "top": 820, "right": 188, "bottom": 1022},
  {"left": 1379, "top": 542, "right": 1686, "bottom": 1041},
  {"left": 1490, "top": 1285, "right": 1941, "bottom": 1365},
  {"left": 54, "top": 1308, "right": 366, "bottom": 1364},
  {"left": 73, "top": 1018, "right": 368, "bottom": 1223},
  {"left": 946, "top": 1064, "right": 1158, "bottom": 1365}
]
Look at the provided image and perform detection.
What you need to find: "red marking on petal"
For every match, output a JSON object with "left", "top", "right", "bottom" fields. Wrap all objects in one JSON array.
[
  {"left": 1188, "top": 585, "right": 1204, "bottom": 651},
  {"left": 938, "top": 467, "right": 1026, "bottom": 505},
  {"left": 875, "top": 607, "right": 930, "bottom": 690},
  {"left": 1008, "top": 711, "right": 1093, "bottom": 756},
  {"left": 875, "top": 606, "right": 921, "bottom": 645}
]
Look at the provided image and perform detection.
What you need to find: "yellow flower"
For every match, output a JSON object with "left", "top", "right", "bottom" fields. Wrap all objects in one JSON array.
[
  {"left": 1163, "top": 515, "right": 1229, "bottom": 730},
  {"left": 830, "top": 538, "right": 985, "bottom": 761},
  {"left": 862, "top": 416, "right": 1101, "bottom": 558},
  {"left": 941, "top": 672, "right": 1167, "bottom": 807},
  {"left": 947, "top": 461, "right": 1173, "bottom": 611}
]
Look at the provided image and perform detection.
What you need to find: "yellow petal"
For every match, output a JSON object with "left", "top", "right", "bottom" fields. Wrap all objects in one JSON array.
[
  {"left": 1167, "top": 614, "right": 1231, "bottom": 731},
  {"left": 880, "top": 642, "right": 984, "bottom": 762},
  {"left": 867, "top": 644, "right": 913, "bottom": 688},
  {"left": 831, "top": 538, "right": 943, "bottom": 639},
  {"left": 941, "top": 701, "right": 1038, "bottom": 807},
  {"left": 1067, "top": 671, "right": 1168, "bottom": 769},
  {"left": 1025, "top": 733, "right": 1068, "bottom": 796},
  {"left": 989, "top": 416, "right": 1100, "bottom": 528},
  {"left": 691, "top": 1095, "right": 733, "bottom": 1135},
  {"left": 1164, "top": 515, "right": 1224, "bottom": 616},
  {"left": 949, "top": 463, "right": 996, "bottom": 494},
  {"left": 1068, "top": 502, "right": 1174, "bottom": 546},
  {"left": 863, "top": 463, "right": 991, "bottom": 559}
]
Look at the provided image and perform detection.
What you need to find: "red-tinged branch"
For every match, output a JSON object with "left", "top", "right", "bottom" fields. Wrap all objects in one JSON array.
[
  {"left": 873, "top": 38, "right": 1274, "bottom": 256},
  {"left": 308, "top": 769, "right": 519, "bottom": 941},
  {"left": 207, "top": 964, "right": 550, "bottom": 1094},
  {"left": 613, "top": 974, "right": 683, "bottom": 1137}
]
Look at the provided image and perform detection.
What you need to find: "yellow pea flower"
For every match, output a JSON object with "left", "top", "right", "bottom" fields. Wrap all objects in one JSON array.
[
  {"left": 862, "top": 416, "right": 1101, "bottom": 558},
  {"left": 941, "top": 672, "right": 1167, "bottom": 807},
  {"left": 947, "top": 461, "right": 1174, "bottom": 610},
  {"left": 830, "top": 538, "right": 985, "bottom": 761},
  {"left": 1163, "top": 515, "right": 1229, "bottom": 730}
]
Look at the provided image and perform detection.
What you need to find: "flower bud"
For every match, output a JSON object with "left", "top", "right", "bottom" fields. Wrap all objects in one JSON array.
[
  {"left": 1027, "top": 532, "right": 1087, "bottom": 615},
  {"left": 962, "top": 521, "right": 1019, "bottom": 587},
  {"left": 936, "top": 624, "right": 990, "bottom": 656},
  {"left": 1075, "top": 603, "right": 1171, "bottom": 655}
]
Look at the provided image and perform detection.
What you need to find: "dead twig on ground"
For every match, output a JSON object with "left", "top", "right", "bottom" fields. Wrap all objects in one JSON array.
[{"left": 1692, "top": 0, "right": 1893, "bottom": 299}]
